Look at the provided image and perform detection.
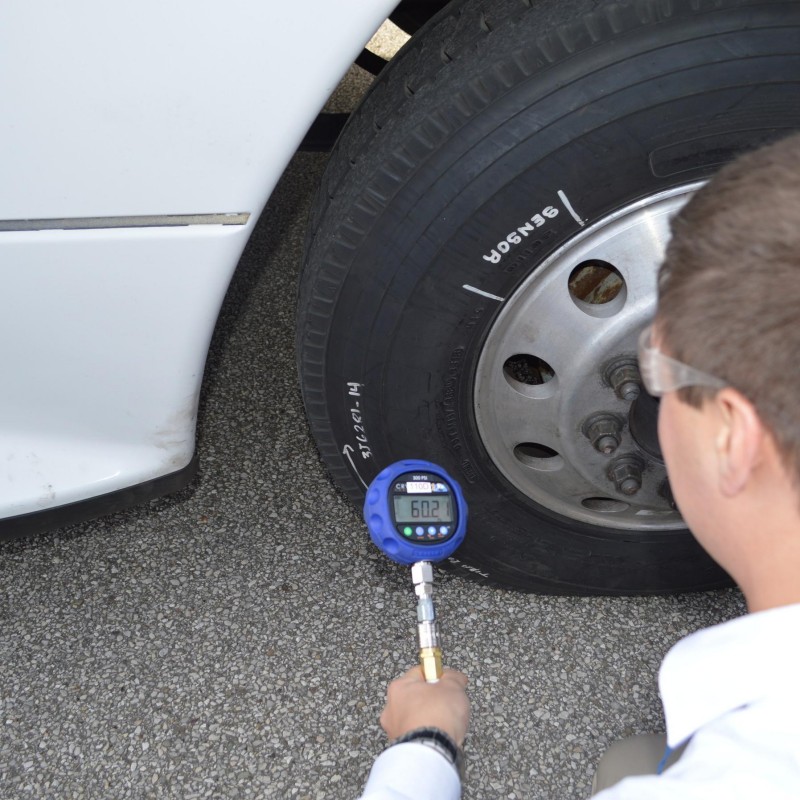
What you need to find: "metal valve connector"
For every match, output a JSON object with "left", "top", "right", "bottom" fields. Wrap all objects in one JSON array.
[
  {"left": 419, "top": 646, "right": 443, "bottom": 683},
  {"left": 411, "top": 561, "right": 444, "bottom": 682}
]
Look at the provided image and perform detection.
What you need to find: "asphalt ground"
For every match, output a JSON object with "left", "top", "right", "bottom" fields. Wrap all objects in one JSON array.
[{"left": 0, "top": 53, "right": 746, "bottom": 800}]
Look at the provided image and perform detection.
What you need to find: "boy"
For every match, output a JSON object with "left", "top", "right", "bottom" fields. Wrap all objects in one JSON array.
[{"left": 358, "top": 132, "right": 800, "bottom": 799}]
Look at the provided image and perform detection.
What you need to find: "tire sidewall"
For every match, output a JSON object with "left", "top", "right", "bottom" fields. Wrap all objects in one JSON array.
[{"left": 306, "top": 0, "right": 799, "bottom": 592}]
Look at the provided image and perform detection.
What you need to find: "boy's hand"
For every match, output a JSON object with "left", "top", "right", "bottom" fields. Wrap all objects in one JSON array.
[{"left": 379, "top": 666, "right": 470, "bottom": 746}]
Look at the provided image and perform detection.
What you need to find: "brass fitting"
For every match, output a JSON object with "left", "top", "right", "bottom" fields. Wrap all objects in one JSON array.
[{"left": 419, "top": 646, "right": 443, "bottom": 683}]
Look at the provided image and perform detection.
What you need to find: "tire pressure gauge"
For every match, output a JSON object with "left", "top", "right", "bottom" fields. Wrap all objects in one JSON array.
[
  {"left": 364, "top": 460, "right": 468, "bottom": 682},
  {"left": 363, "top": 459, "right": 468, "bottom": 566}
]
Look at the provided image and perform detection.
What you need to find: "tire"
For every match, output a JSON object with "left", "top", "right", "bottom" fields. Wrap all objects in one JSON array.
[
  {"left": 390, "top": 0, "right": 451, "bottom": 34},
  {"left": 298, "top": 0, "right": 800, "bottom": 594}
]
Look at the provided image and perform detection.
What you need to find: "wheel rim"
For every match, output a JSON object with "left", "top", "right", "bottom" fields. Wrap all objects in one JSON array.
[{"left": 474, "top": 184, "right": 701, "bottom": 531}]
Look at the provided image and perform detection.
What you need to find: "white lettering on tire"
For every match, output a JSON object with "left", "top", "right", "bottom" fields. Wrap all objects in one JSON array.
[{"left": 481, "top": 190, "right": 583, "bottom": 265}]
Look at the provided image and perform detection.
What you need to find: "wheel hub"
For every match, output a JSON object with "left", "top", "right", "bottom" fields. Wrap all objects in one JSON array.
[
  {"left": 474, "top": 186, "right": 700, "bottom": 531},
  {"left": 629, "top": 390, "right": 662, "bottom": 461}
]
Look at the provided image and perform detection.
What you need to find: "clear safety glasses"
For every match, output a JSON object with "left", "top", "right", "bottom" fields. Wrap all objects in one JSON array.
[{"left": 637, "top": 325, "right": 727, "bottom": 397}]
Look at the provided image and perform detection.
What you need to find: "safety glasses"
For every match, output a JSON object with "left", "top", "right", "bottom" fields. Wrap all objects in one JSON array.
[{"left": 637, "top": 325, "right": 727, "bottom": 397}]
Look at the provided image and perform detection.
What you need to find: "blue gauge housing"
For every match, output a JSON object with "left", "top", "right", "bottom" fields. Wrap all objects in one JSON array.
[{"left": 363, "top": 459, "right": 468, "bottom": 565}]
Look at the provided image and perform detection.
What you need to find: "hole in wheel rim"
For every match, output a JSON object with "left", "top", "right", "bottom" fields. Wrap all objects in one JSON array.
[
  {"left": 568, "top": 261, "right": 627, "bottom": 319},
  {"left": 569, "top": 261, "right": 624, "bottom": 303},
  {"left": 503, "top": 354, "right": 557, "bottom": 397},
  {"left": 581, "top": 497, "right": 630, "bottom": 513},
  {"left": 514, "top": 443, "right": 563, "bottom": 472},
  {"left": 503, "top": 354, "right": 554, "bottom": 384}
]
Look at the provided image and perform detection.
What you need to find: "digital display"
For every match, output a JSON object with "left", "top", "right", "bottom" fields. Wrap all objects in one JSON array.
[{"left": 393, "top": 495, "right": 454, "bottom": 523}]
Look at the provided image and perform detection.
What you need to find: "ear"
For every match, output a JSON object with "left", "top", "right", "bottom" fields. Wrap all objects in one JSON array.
[{"left": 713, "top": 388, "right": 764, "bottom": 497}]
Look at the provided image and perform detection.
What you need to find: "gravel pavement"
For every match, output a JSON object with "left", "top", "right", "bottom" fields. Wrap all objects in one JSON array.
[{"left": 1, "top": 58, "right": 745, "bottom": 800}]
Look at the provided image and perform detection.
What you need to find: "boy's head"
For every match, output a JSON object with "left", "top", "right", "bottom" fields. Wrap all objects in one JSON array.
[
  {"left": 649, "top": 133, "right": 800, "bottom": 607},
  {"left": 655, "top": 132, "right": 800, "bottom": 489}
]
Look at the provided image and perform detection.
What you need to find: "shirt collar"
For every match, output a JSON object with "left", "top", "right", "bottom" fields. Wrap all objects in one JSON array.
[{"left": 659, "top": 602, "right": 800, "bottom": 748}]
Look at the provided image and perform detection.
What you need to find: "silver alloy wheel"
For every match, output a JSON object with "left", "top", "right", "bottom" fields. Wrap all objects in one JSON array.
[{"left": 474, "top": 184, "right": 702, "bottom": 531}]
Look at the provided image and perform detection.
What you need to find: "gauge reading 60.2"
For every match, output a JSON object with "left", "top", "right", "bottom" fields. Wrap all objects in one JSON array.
[
  {"left": 393, "top": 495, "right": 454, "bottom": 523},
  {"left": 364, "top": 461, "right": 467, "bottom": 562},
  {"left": 389, "top": 469, "right": 460, "bottom": 544}
]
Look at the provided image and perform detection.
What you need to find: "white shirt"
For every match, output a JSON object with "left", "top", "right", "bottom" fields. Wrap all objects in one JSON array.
[
  {"left": 358, "top": 603, "right": 800, "bottom": 800},
  {"left": 360, "top": 741, "right": 460, "bottom": 800},
  {"left": 597, "top": 602, "right": 800, "bottom": 799}
]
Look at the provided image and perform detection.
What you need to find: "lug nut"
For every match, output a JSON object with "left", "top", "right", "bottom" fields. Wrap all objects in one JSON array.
[
  {"left": 607, "top": 455, "right": 645, "bottom": 496},
  {"left": 583, "top": 414, "right": 623, "bottom": 455},
  {"left": 606, "top": 359, "right": 642, "bottom": 401}
]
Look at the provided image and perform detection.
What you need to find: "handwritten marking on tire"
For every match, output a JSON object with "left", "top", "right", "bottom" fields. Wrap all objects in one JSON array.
[
  {"left": 346, "top": 382, "right": 373, "bottom": 460},
  {"left": 447, "top": 556, "right": 489, "bottom": 579},
  {"left": 342, "top": 444, "right": 368, "bottom": 489},
  {"left": 462, "top": 285, "right": 505, "bottom": 302},
  {"left": 557, "top": 189, "right": 585, "bottom": 227}
]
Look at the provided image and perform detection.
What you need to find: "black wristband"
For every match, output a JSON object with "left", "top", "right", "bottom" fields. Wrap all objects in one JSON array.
[{"left": 390, "top": 727, "right": 465, "bottom": 780}]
